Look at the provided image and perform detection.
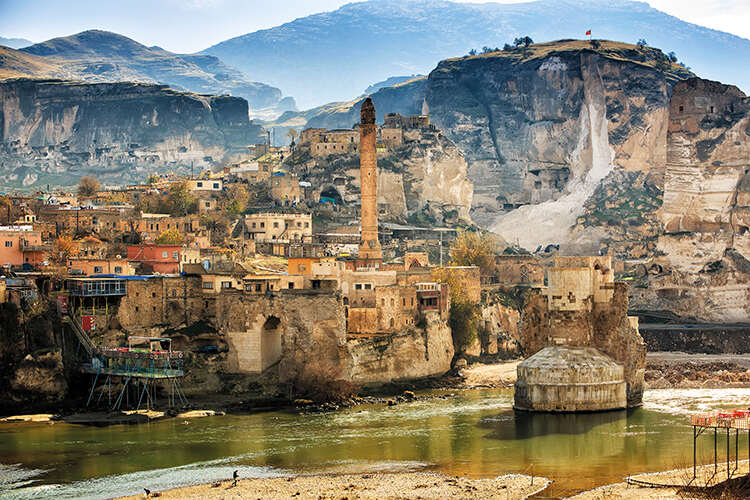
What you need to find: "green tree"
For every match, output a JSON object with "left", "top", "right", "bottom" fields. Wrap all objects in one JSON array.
[
  {"left": 77, "top": 176, "right": 100, "bottom": 198},
  {"left": 636, "top": 38, "right": 648, "bottom": 48},
  {"left": 449, "top": 230, "right": 498, "bottom": 276},
  {"left": 514, "top": 36, "right": 533, "bottom": 48},
  {"left": 167, "top": 181, "right": 196, "bottom": 216},
  {"left": 155, "top": 228, "right": 184, "bottom": 245}
]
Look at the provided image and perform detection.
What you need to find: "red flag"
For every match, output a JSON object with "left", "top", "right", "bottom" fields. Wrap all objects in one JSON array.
[{"left": 586, "top": 29, "right": 592, "bottom": 36}]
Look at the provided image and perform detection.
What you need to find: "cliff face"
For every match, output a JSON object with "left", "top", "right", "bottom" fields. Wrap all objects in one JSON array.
[
  {"left": 0, "top": 78, "right": 264, "bottom": 188},
  {"left": 630, "top": 78, "right": 750, "bottom": 322},
  {"left": 426, "top": 42, "right": 689, "bottom": 244},
  {"left": 298, "top": 127, "right": 472, "bottom": 224}
]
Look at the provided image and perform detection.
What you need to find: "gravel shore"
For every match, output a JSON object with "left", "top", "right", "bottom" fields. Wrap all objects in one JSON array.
[{"left": 117, "top": 471, "right": 550, "bottom": 499}]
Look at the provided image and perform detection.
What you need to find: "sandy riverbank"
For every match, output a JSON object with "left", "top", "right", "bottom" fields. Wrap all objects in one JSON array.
[
  {"left": 117, "top": 471, "right": 550, "bottom": 499},
  {"left": 571, "top": 460, "right": 750, "bottom": 499}
]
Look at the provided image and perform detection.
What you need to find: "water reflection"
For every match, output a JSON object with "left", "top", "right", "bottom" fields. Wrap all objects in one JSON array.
[{"left": 1, "top": 388, "right": 749, "bottom": 499}]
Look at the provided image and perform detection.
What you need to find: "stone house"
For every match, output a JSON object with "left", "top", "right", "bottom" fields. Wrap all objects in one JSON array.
[{"left": 242, "top": 213, "right": 312, "bottom": 242}]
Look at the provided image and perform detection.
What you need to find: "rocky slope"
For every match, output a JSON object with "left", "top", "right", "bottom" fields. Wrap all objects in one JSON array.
[
  {"left": 629, "top": 78, "right": 750, "bottom": 322},
  {"left": 9, "top": 30, "right": 294, "bottom": 119},
  {"left": 0, "top": 78, "right": 264, "bottom": 188},
  {"left": 203, "top": 0, "right": 750, "bottom": 108}
]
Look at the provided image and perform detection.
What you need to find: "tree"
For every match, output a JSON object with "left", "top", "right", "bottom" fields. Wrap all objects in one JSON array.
[
  {"left": 167, "top": 181, "right": 196, "bottom": 216},
  {"left": 590, "top": 39, "right": 601, "bottom": 49},
  {"left": 77, "top": 176, "right": 100, "bottom": 198},
  {"left": 503, "top": 43, "right": 513, "bottom": 51},
  {"left": 514, "top": 36, "right": 533, "bottom": 48},
  {"left": 146, "top": 174, "right": 160, "bottom": 185},
  {"left": 667, "top": 51, "right": 678, "bottom": 63},
  {"left": 223, "top": 184, "right": 250, "bottom": 215},
  {"left": 449, "top": 230, "right": 498, "bottom": 276},
  {"left": 155, "top": 228, "right": 184, "bottom": 245},
  {"left": 53, "top": 236, "right": 79, "bottom": 263},
  {"left": 636, "top": 38, "right": 648, "bottom": 48},
  {"left": 432, "top": 267, "right": 481, "bottom": 352},
  {"left": 468, "top": 48, "right": 477, "bottom": 56}
]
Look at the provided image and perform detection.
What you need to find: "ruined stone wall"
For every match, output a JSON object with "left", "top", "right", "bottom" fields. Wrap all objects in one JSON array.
[{"left": 520, "top": 282, "right": 645, "bottom": 406}]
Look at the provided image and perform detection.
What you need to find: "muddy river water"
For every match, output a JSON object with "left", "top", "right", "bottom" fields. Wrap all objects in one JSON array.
[{"left": 2, "top": 387, "right": 750, "bottom": 499}]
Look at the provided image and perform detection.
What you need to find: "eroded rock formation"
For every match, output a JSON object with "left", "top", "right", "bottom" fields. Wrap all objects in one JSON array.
[{"left": 0, "top": 78, "right": 265, "bottom": 188}]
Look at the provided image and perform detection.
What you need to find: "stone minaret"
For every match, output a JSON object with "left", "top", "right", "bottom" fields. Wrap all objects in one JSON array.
[{"left": 358, "top": 97, "right": 382, "bottom": 262}]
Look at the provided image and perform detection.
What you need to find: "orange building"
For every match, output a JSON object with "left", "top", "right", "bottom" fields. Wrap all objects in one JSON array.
[
  {"left": 127, "top": 244, "right": 183, "bottom": 274},
  {"left": 68, "top": 258, "right": 134, "bottom": 276},
  {"left": 0, "top": 226, "right": 42, "bottom": 266}
]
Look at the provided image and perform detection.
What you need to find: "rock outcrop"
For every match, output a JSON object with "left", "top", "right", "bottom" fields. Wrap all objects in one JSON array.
[
  {"left": 0, "top": 78, "right": 265, "bottom": 188},
  {"left": 630, "top": 78, "right": 750, "bottom": 322}
]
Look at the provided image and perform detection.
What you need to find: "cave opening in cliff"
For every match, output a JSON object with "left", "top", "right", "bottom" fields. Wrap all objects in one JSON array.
[{"left": 320, "top": 186, "right": 344, "bottom": 206}]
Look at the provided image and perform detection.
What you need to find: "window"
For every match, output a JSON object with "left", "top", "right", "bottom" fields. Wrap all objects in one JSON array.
[
  {"left": 260, "top": 222, "right": 265, "bottom": 228},
  {"left": 679, "top": 105, "right": 684, "bottom": 113},
  {"left": 299, "top": 264, "right": 306, "bottom": 271},
  {"left": 288, "top": 282, "right": 295, "bottom": 289},
  {"left": 114, "top": 266, "right": 122, "bottom": 274},
  {"left": 4, "top": 241, "right": 11, "bottom": 247},
  {"left": 297, "top": 222, "right": 301, "bottom": 227},
  {"left": 221, "top": 281, "right": 232, "bottom": 289},
  {"left": 202, "top": 281, "right": 214, "bottom": 289},
  {"left": 305, "top": 222, "right": 309, "bottom": 228},
  {"left": 402, "top": 298, "right": 406, "bottom": 307},
  {"left": 274, "top": 222, "right": 279, "bottom": 228},
  {"left": 162, "top": 251, "right": 168, "bottom": 258},
  {"left": 172, "top": 251, "right": 178, "bottom": 260},
  {"left": 252, "top": 222, "right": 256, "bottom": 228},
  {"left": 389, "top": 318, "right": 395, "bottom": 328},
  {"left": 152, "top": 292, "right": 156, "bottom": 298},
  {"left": 213, "top": 183, "right": 219, "bottom": 189},
  {"left": 135, "top": 306, "right": 139, "bottom": 312},
  {"left": 205, "top": 202, "right": 210, "bottom": 208},
  {"left": 381, "top": 298, "right": 385, "bottom": 306},
  {"left": 255, "top": 284, "right": 262, "bottom": 292},
  {"left": 364, "top": 284, "right": 372, "bottom": 290},
  {"left": 171, "top": 289, "right": 176, "bottom": 297},
  {"left": 197, "top": 181, "right": 203, "bottom": 188},
  {"left": 355, "top": 284, "right": 362, "bottom": 290},
  {"left": 411, "top": 297, "right": 414, "bottom": 306},
  {"left": 390, "top": 298, "right": 394, "bottom": 307},
  {"left": 94, "top": 266, "right": 103, "bottom": 274}
]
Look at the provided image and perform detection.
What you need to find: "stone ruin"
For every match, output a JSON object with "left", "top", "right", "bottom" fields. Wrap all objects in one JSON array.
[{"left": 514, "top": 256, "right": 646, "bottom": 412}]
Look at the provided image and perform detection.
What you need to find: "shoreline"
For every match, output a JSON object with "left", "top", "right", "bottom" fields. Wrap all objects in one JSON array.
[{"left": 116, "top": 471, "right": 551, "bottom": 500}]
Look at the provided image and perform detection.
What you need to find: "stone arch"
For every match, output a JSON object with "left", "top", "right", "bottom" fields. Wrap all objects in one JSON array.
[
  {"left": 261, "top": 316, "right": 282, "bottom": 371},
  {"left": 320, "top": 185, "right": 344, "bottom": 205}
]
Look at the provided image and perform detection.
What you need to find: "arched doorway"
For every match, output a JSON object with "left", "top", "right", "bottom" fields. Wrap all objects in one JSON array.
[
  {"left": 261, "top": 316, "right": 282, "bottom": 371},
  {"left": 320, "top": 186, "right": 344, "bottom": 206}
]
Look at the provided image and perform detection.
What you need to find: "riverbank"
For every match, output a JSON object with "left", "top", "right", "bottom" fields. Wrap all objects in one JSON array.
[
  {"left": 572, "top": 459, "right": 750, "bottom": 499},
  {"left": 646, "top": 352, "right": 750, "bottom": 389},
  {"left": 117, "top": 471, "right": 550, "bottom": 499}
]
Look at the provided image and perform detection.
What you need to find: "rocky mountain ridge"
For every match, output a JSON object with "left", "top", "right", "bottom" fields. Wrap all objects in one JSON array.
[
  {"left": 204, "top": 0, "right": 750, "bottom": 108},
  {"left": 4, "top": 30, "right": 294, "bottom": 120}
]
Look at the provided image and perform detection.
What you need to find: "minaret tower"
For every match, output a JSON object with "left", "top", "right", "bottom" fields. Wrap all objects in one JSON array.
[{"left": 358, "top": 97, "right": 382, "bottom": 263}]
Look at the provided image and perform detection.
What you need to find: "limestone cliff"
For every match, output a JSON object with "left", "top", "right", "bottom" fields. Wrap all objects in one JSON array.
[
  {"left": 0, "top": 78, "right": 264, "bottom": 188},
  {"left": 630, "top": 78, "right": 750, "bottom": 322}
]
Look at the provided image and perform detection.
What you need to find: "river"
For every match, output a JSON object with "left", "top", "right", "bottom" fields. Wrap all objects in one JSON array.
[{"left": 2, "top": 387, "right": 749, "bottom": 499}]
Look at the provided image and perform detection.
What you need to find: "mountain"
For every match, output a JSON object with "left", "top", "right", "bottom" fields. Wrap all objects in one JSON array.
[
  {"left": 362, "top": 75, "right": 424, "bottom": 95},
  {"left": 15, "top": 30, "right": 295, "bottom": 119},
  {"left": 203, "top": 0, "right": 750, "bottom": 109},
  {"left": 0, "top": 37, "right": 33, "bottom": 49}
]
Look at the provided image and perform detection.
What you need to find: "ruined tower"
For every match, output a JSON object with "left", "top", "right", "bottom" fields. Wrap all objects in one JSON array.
[{"left": 358, "top": 97, "right": 382, "bottom": 263}]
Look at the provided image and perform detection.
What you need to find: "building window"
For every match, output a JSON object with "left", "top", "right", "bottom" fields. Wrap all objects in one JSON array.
[
  {"left": 135, "top": 306, "right": 139, "bottom": 312},
  {"left": 299, "top": 264, "right": 306, "bottom": 271},
  {"left": 364, "top": 284, "right": 372, "bottom": 290},
  {"left": 221, "top": 281, "right": 232, "bottom": 289},
  {"left": 274, "top": 222, "right": 279, "bottom": 228},
  {"left": 114, "top": 266, "right": 122, "bottom": 273},
  {"left": 171, "top": 289, "right": 176, "bottom": 297},
  {"left": 305, "top": 222, "right": 309, "bottom": 228},
  {"left": 152, "top": 292, "right": 156, "bottom": 298},
  {"left": 288, "top": 282, "right": 295, "bottom": 289},
  {"left": 162, "top": 251, "right": 168, "bottom": 258},
  {"left": 402, "top": 298, "right": 406, "bottom": 307},
  {"left": 355, "top": 283, "right": 362, "bottom": 290},
  {"left": 260, "top": 222, "right": 265, "bottom": 228},
  {"left": 255, "top": 284, "right": 262, "bottom": 292},
  {"left": 252, "top": 222, "right": 256, "bottom": 228},
  {"left": 94, "top": 266, "right": 103, "bottom": 274},
  {"left": 381, "top": 298, "right": 385, "bottom": 306},
  {"left": 172, "top": 251, "right": 178, "bottom": 260},
  {"left": 213, "top": 183, "right": 219, "bottom": 189},
  {"left": 389, "top": 318, "right": 395, "bottom": 328},
  {"left": 390, "top": 298, "right": 394, "bottom": 306},
  {"left": 4, "top": 241, "right": 11, "bottom": 247},
  {"left": 205, "top": 202, "right": 211, "bottom": 208},
  {"left": 197, "top": 182, "right": 203, "bottom": 188},
  {"left": 202, "top": 282, "right": 214, "bottom": 289}
]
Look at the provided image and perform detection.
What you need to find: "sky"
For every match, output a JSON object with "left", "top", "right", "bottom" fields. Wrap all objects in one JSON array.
[{"left": 1, "top": 0, "right": 749, "bottom": 53}]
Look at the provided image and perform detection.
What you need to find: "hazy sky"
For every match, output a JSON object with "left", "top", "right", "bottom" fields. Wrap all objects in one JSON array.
[{"left": 1, "top": 0, "right": 748, "bottom": 53}]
